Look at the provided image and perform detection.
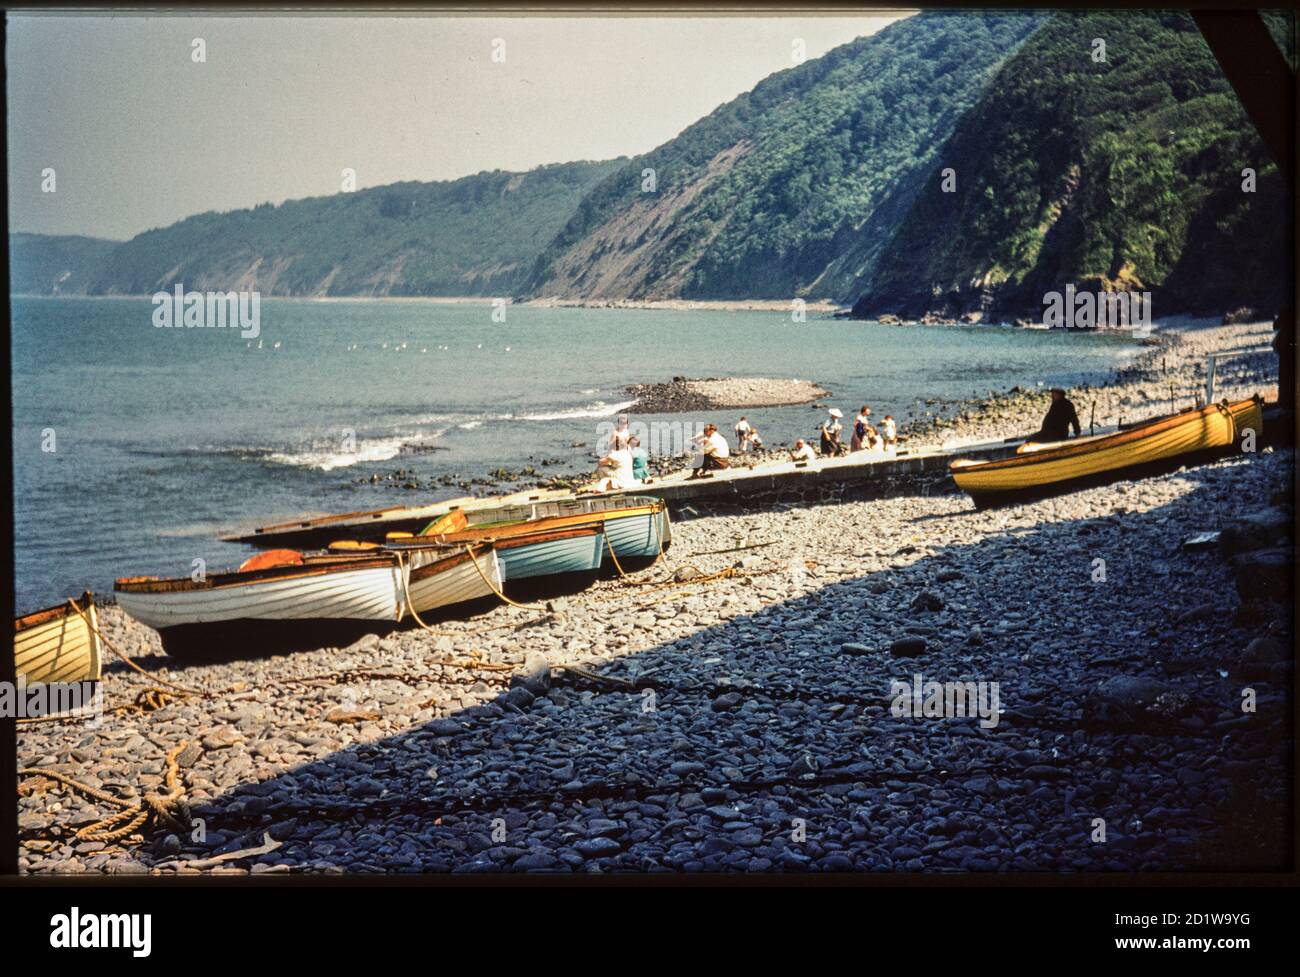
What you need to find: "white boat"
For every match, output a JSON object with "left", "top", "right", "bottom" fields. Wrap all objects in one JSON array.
[
  {"left": 115, "top": 552, "right": 405, "bottom": 657},
  {"left": 399, "top": 545, "right": 503, "bottom": 614}
]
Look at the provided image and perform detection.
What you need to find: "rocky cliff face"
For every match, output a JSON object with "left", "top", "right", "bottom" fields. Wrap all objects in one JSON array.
[{"left": 523, "top": 12, "right": 1046, "bottom": 304}]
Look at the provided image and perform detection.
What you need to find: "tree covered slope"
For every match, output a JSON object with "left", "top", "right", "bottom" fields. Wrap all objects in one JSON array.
[
  {"left": 9, "top": 233, "right": 121, "bottom": 295},
  {"left": 76, "top": 159, "right": 624, "bottom": 297},
  {"left": 522, "top": 11, "right": 1046, "bottom": 303},
  {"left": 851, "top": 11, "right": 1295, "bottom": 321}
]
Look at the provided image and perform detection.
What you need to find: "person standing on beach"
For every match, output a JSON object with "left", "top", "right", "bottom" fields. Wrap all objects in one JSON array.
[
  {"left": 851, "top": 405, "right": 871, "bottom": 452},
  {"left": 735, "top": 416, "right": 752, "bottom": 452},
  {"left": 882, "top": 415, "right": 898, "bottom": 449},
  {"left": 1029, "top": 388, "right": 1081, "bottom": 443},
  {"left": 611, "top": 414, "right": 632, "bottom": 452}
]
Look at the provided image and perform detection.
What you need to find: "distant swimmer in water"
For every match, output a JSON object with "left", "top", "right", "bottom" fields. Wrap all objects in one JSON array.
[{"left": 1028, "top": 388, "right": 1081, "bottom": 443}]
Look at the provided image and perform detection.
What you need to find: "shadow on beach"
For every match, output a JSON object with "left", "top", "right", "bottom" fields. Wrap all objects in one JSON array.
[{"left": 159, "top": 460, "right": 1294, "bottom": 873}]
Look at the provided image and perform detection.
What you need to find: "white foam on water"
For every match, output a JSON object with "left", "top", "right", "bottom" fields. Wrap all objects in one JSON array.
[
  {"left": 518, "top": 399, "right": 636, "bottom": 421},
  {"left": 266, "top": 436, "right": 408, "bottom": 471}
]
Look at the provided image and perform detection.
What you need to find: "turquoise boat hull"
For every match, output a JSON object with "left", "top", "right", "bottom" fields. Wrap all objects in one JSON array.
[
  {"left": 497, "top": 532, "right": 606, "bottom": 581},
  {"left": 603, "top": 507, "right": 672, "bottom": 560}
]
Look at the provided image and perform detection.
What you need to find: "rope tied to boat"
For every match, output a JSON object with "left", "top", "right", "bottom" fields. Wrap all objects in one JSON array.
[
  {"left": 462, "top": 542, "right": 551, "bottom": 611},
  {"left": 19, "top": 740, "right": 194, "bottom": 845},
  {"left": 603, "top": 532, "right": 629, "bottom": 578},
  {"left": 16, "top": 600, "right": 206, "bottom": 725},
  {"left": 67, "top": 597, "right": 204, "bottom": 697}
]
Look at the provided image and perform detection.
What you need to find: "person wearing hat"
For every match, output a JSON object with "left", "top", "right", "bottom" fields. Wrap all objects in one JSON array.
[
  {"left": 819, "top": 408, "right": 846, "bottom": 456},
  {"left": 1029, "top": 388, "right": 1081, "bottom": 443}
]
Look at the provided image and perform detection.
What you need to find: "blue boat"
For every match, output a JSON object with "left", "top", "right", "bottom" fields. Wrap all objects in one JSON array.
[
  {"left": 601, "top": 503, "right": 672, "bottom": 562},
  {"left": 415, "top": 495, "right": 670, "bottom": 565},
  {"left": 492, "top": 526, "right": 607, "bottom": 582}
]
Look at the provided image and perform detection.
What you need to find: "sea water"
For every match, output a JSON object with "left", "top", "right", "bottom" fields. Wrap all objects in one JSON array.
[{"left": 10, "top": 295, "right": 1138, "bottom": 611}]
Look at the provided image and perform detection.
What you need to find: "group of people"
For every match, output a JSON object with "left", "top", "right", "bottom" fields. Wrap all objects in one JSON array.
[
  {"left": 591, "top": 415, "right": 651, "bottom": 492},
  {"left": 733, "top": 416, "right": 764, "bottom": 453},
  {"left": 586, "top": 385, "right": 1083, "bottom": 492},
  {"left": 809, "top": 405, "right": 897, "bottom": 459},
  {"left": 589, "top": 400, "right": 905, "bottom": 491}
]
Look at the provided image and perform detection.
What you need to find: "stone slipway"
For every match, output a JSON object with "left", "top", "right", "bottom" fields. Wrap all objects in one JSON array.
[
  {"left": 227, "top": 438, "right": 1024, "bottom": 550},
  {"left": 605, "top": 439, "right": 1021, "bottom": 510}
]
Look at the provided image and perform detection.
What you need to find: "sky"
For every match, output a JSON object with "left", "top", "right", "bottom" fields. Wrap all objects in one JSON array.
[{"left": 7, "top": 12, "right": 910, "bottom": 241}]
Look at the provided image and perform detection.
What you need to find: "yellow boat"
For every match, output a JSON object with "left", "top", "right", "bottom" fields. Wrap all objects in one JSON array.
[
  {"left": 14, "top": 592, "right": 103, "bottom": 683},
  {"left": 951, "top": 396, "right": 1264, "bottom": 506}
]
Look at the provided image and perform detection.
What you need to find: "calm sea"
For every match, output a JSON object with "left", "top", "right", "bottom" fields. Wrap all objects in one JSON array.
[{"left": 11, "top": 296, "right": 1141, "bottom": 612}]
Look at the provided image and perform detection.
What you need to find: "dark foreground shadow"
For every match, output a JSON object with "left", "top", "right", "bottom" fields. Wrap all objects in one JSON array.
[{"left": 175, "top": 457, "right": 1293, "bottom": 873}]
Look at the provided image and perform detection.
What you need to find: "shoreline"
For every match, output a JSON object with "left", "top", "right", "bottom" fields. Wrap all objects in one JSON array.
[
  {"left": 346, "top": 318, "right": 1280, "bottom": 496},
  {"left": 17, "top": 292, "right": 1268, "bottom": 328},
  {"left": 18, "top": 444, "right": 1292, "bottom": 874}
]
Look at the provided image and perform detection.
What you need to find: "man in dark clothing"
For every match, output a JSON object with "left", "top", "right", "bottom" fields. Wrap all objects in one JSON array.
[{"left": 1029, "top": 388, "right": 1081, "bottom": 443}]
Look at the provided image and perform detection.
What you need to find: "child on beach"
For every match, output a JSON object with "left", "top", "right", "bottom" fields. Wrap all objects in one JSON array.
[
  {"left": 735, "top": 416, "right": 752, "bottom": 452},
  {"left": 629, "top": 435, "right": 650, "bottom": 483},
  {"left": 882, "top": 415, "right": 897, "bottom": 448}
]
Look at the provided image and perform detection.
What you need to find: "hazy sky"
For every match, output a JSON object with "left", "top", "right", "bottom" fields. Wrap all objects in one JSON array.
[{"left": 7, "top": 12, "right": 909, "bottom": 241}]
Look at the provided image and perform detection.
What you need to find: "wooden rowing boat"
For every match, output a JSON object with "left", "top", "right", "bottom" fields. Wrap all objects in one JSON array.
[
  {"left": 115, "top": 554, "right": 407, "bottom": 656},
  {"left": 114, "top": 544, "right": 509, "bottom": 656},
  {"left": 950, "top": 396, "right": 1264, "bottom": 506},
  {"left": 414, "top": 495, "right": 671, "bottom": 564},
  {"left": 399, "top": 545, "right": 504, "bottom": 614},
  {"left": 490, "top": 526, "right": 607, "bottom": 581},
  {"left": 14, "top": 592, "right": 102, "bottom": 683}
]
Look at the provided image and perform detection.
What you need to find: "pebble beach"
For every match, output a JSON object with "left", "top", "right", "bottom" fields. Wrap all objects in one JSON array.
[{"left": 15, "top": 319, "right": 1291, "bottom": 874}]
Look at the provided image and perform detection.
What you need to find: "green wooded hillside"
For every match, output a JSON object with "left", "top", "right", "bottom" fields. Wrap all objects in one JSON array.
[
  {"left": 851, "top": 11, "right": 1295, "bottom": 321},
  {"left": 523, "top": 11, "right": 1046, "bottom": 302},
  {"left": 76, "top": 159, "right": 623, "bottom": 297}
]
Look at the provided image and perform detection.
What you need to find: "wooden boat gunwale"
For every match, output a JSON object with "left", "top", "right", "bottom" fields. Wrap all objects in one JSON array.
[
  {"left": 115, "top": 554, "right": 400, "bottom": 594},
  {"left": 480, "top": 524, "right": 603, "bottom": 552},
  {"left": 15, "top": 591, "right": 102, "bottom": 683},
  {"left": 15, "top": 591, "right": 95, "bottom": 632},
  {"left": 950, "top": 398, "right": 1255, "bottom": 476},
  {"left": 414, "top": 500, "right": 661, "bottom": 545}
]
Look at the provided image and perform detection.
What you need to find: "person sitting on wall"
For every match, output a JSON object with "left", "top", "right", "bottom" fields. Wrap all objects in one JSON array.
[
  {"left": 688, "top": 423, "right": 731, "bottom": 479},
  {"left": 790, "top": 439, "right": 817, "bottom": 463},
  {"left": 1028, "top": 388, "right": 1081, "bottom": 443}
]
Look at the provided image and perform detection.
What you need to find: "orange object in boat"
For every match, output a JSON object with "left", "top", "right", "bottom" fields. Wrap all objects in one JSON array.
[{"left": 238, "top": 549, "right": 304, "bottom": 572}]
